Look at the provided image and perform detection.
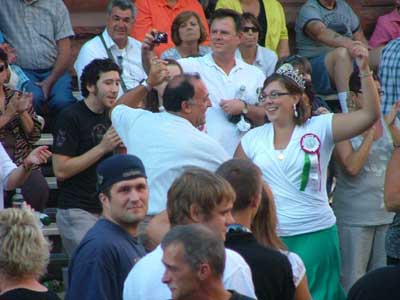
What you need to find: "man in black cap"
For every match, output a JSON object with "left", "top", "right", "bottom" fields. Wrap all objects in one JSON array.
[{"left": 66, "top": 154, "right": 148, "bottom": 300}]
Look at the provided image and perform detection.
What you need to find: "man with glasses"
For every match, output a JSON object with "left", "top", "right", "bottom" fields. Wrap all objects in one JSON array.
[
  {"left": 111, "top": 72, "right": 229, "bottom": 238},
  {"left": 74, "top": 0, "right": 147, "bottom": 99}
]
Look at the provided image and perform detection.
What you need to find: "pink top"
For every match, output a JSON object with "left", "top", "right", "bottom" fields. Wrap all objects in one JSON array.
[{"left": 369, "top": 9, "right": 400, "bottom": 47}]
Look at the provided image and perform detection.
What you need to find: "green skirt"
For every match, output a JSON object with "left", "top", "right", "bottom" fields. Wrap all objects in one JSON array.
[{"left": 281, "top": 225, "right": 346, "bottom": 300}]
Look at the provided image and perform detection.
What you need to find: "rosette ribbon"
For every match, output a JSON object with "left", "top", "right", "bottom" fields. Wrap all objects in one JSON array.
[{"left": 300, "top": 133, "right": 321, "bottom": 191}]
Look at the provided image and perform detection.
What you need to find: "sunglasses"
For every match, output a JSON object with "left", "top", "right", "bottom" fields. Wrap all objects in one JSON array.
[
  {"left": 242, "top": 26, "right": 259, "bottom": 33},
  {"left": 0, "top": 65, "right": 7, "bottom": 72}
]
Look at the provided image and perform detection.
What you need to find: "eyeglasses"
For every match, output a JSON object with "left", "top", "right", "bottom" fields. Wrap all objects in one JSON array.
[
  {"left": 0, "top": 65, "right": 7, "bottom": 72},
  {"left": 259, "top": 91, "right": 291, "bottom": 102},
  {"left": 241, "top": 26, "right": 259, "bottom": 33}
]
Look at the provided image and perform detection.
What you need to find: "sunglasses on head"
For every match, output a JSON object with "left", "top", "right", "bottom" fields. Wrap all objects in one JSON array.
[
  {"left": 242, "top": 26, "right": 259, "bottom": 33},
  {"left": 0, "top": 65, "right": 7, "bottom": 72}
]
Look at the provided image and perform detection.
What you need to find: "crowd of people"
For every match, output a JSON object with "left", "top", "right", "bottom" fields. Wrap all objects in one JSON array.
[{"left": 1, "top": 0, "right": 400, "bottom": 300}]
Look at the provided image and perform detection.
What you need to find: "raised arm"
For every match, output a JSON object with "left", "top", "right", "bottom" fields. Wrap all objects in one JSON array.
[
  {"left": 334, "top": 125, "right": 375, "bottom": 176},
  {"left": 384, "top": 147, "right": 400, "bottom": 212},
  {"left": 332, "top": 43, "right": 380, "bottom": 143}
]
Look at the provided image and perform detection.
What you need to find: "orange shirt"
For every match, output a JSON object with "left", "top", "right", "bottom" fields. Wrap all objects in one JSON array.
[{"left": 131, "top": 0, "right": 210, "bottom": 56}]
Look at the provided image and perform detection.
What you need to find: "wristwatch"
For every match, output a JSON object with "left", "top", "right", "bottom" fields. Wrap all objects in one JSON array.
[
  {"left": 241, "top": 101, "right": 249, "bottom": 114},
  {"left": 139, "top": 79, "right": 152, "bottom": 92}
]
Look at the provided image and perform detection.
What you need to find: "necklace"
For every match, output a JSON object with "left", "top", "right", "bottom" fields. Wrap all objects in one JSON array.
[{"left": 277, "top": 150, "right": 284, "bottom": 160}]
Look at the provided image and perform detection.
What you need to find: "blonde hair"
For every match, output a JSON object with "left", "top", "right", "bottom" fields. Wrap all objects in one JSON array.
[{"left": 0, "top": 208, "right": 50, "bottom": 280}]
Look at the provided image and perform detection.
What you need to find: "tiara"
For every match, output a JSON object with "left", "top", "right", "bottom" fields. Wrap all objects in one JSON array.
[{"left": 275, "top": 63, "right": 306, "bottom": 90}]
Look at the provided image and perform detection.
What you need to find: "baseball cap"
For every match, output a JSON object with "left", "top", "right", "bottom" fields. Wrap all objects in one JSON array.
[{"left": 96, "top": 154, "right": 147, "bottom": 194}]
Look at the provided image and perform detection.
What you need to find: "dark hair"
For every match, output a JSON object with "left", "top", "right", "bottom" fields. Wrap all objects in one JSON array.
[
  {"left": 216, "top": 159, "right": 262, "bottom": 211},
  {"left": 251, "top": 182, "right": 287, "bottom": 250},
  {"left": 106, "top": 0, "right": 136, "bottom": 17},
  {"left": 162, "top": 73, "right": 200, "bottom": 112},
  {"left": 80, "top": 58, "right": 121, "bottom": 98},
  {"left": 0, "top": 48, "right": 9, "bottom": 68},
  {"left": 210, "top": 9, "right": 241, "bottom": 33},
  {"left": 167, "top": 167, "right": 235, "bottom": 227},
  {"left": 349, "top": 70, "right": 379, "bottom": 95},
  {"left": 145, "top": 59, "right": 183, "bottom": 112},
  {"left": 263, "top": 74, "right": 310, "bottom": 125},
  {"left": 161, "top": 224, "right": 226, "bottom": 278},
  {"left": 171, "top": 11, "right": 207, "bottom": 46},
  {"left": 240, "top": 12, "right": 261, "bottom": 34}
]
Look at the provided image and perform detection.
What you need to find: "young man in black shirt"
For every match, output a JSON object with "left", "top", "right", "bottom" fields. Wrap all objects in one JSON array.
[
  {"left": 52, "top": 58, "right": 122, "bottom": 256},
  {"left": 216, "top": 159, "right": 295, "bottom": 300}
]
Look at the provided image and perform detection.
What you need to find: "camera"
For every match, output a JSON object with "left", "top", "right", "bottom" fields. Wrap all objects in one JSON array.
[{"left": 152, "top": 31, "right": 168, "bottom": 44}]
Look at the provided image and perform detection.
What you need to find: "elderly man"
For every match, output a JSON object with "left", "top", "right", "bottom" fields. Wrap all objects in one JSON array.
[
  {"left": 53, "top": 58, "right": 122, "bottom": 256},
  {"left": 66, "top": 154, "right": 148, "bottom": 300},
  {"left": 74, "top": 0, "right": 146, "bottom": 99},
  {"left": 111, "top": 72, "right": 229, "bottom": 218},
  {"left": 295, "top": 0, "right": 381, "bottom": 113},
  {"left": 0, "top": 0, "right": 76, "bottom": 117},
  {"left": 142, "top": 9, "right": 266, "bottom": 155},
  {"left": 123, "top": 168, "right": 256, "bottom": 300},
  {"left": 161, "top": 224, "right": 256, "bottom": 300}
]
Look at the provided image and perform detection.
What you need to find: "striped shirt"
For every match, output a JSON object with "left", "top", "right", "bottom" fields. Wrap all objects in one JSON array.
[
  {"left": 0, "top": 0, "right": 74, "bottom": 69},
  {"left": 379, "top": 38, "right": 400, "bottom": 115}
]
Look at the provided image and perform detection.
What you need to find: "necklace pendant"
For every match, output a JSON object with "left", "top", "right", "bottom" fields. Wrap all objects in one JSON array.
[{"left": 278, "top": 153, "right": 284, "bottom": 160}]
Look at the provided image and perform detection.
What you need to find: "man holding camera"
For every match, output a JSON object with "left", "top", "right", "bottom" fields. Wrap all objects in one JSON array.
[{"left": 74, "top": 0, "right": 147, "bottom": 99}]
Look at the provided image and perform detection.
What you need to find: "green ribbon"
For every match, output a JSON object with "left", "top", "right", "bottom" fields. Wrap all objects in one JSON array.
[{"left": 300, "top": 153, "right": 311, "bottom": 191}]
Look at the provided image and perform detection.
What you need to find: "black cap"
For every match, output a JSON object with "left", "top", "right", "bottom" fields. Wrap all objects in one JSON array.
[{"left": 96, "top": 154, "right": 147, "bottom": 193}]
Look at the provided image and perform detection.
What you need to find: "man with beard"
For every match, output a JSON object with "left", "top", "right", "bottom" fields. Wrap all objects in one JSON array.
[{"left": 52, "top": 58, "right": 122, "bottom": 256}]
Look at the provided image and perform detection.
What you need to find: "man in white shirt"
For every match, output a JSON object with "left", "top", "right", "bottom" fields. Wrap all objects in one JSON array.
[
  {"left": 142, "top": 9, "right": 266, "bottom": 155},
  {"left": 74, "top": 0, "right": 146, "bottom": 98},
  {"left": 123, "top": 168, "right": 256, "bottom": 300},
  {"left": 111, "top": 72, "right": 229, "bottom": 218}
]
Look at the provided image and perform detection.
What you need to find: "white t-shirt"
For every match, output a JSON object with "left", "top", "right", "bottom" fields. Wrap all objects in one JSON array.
[
  {"left": 235, "top": 45, "right": 278, "bottom": 77},
  {"left": 241, "top": 113, "right": 336, "bottom": 236},
  {"left": 123, "top": 245, "right": 256, "bottom": 300},
  {"left": 0, "top": 143, "right": 17, "bottom": 209},
  {"left": 178, "top": 53, "right": 265, "bottom": 156},
  {"left": 112, "top": 106, "right": 230, "bottom": 215},
  {"left": 283, "top": 251, "right": 306, "bottom": 287},
  {"left": 74, "top": 30, "right": 147, "bottom": 99}
]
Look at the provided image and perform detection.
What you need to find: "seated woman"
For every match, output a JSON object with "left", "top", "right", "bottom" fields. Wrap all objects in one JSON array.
[
  {"left": 0, "top": 49, "right": 48, "bottom": 211},
  {"left": 235, "top": 43, "right": 380, "bottom": 300},
  {"left": 161, "top": 11, "right": 211, "bottom": 61},
  {"left": 0, "top": 208, "right": 60, "bottom": 300},
  {"left": 216, "top": 0, "right": 289, "bottom": 57},
  {"left": 236, "top": 12, "right": 277, "bottom": 77},
  {"left": 252, "top": 183, "right": 312, "bottom": 300}
]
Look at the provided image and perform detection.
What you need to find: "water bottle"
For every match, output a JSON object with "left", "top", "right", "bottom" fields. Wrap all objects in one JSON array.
[
  {"left": 35, "top": 212, "right": 52, "bottom": 227},
  {"left": 228, "top": 85, "right": 247, "bottom": 124}
]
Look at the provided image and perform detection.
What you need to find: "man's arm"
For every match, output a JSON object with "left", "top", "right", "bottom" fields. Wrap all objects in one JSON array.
[
  {"left": 305, "top": 20, "right": 355, "bottom": 50},
  {"left": 36, "top": 37, "right": 72, "bottom": 99},
  {"left": 277, "top": 39, "right": 290, "bottom": 58},
  {"left": 384, "top": 147, "right": 400, "bottom": 212},
  {"left": 52, "top": 127, "right": 121, "bottom": 181}
]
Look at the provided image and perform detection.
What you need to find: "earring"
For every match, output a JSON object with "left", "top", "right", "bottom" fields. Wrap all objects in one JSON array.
[{"left": 293, "top": 104, "right": 299, "bottom": 118}]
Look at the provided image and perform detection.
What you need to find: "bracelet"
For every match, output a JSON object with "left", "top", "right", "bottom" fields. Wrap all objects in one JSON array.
[
  {"left": 22, "top": 159, "right": 33, "bottom": 172},
  {"left": 359, "top": 70, "right": 373, "bottom": 79},
  {"left": 139, "top": 79, "right": 153, "bottom": 92}
]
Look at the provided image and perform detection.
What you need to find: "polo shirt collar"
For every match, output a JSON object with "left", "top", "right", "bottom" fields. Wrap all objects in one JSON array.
[
  {"left": 388, "top": 9, "right": 400, "bottom": 22},
  {"left": 204, "top": 52, "right": 245, "bottom": 71},
  {"left": 158, "top": 0, "right": 185, "bottom": 9},
  {"left": 103, "top": 30, "right": 132, "bottom": 51}
]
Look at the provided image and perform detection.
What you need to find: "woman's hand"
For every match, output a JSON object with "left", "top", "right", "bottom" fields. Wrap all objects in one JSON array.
[
  {"left": 24, "top": 146, "right": 52, "bottom": 168},
  {"left": 384, "top": 102, "right": 400, "bottom": 127},
  {"left": 9, "top": 92, "right": 33, "bottom": 114},
  {"left": 350, "top": 42, "right": 369, "bottom": 72}
]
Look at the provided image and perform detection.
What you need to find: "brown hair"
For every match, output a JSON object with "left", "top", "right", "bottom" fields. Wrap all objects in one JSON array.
[
  {"left": 251, "top": 182, "right": 286, "bottom": 250},
  {"left": 167, "top": 168, "right": 236, "bottom": 227},
  {"left": 216, "top": 159, "right": 262, "bottom": 211},
  {"left": 263, "top": 74, "right": 310, "bottom": 125},
  {"left": 171, "top": 11, "right": 208, "bottom": 46}
]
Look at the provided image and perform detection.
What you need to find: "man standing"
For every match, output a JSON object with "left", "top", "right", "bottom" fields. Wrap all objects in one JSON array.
[
  {"left": 111, "top": 73, "right": 229, "bottom": 217},
  {"left": 75, "top": 0, "right": 147, "bottom": 99},
  {"left": 217, "top": 159, "right": 296, "bottom": 300},
  {"left": 161, "top": 224, "right": 256, "bottom": 300},
  {"left": 123, "top": 168, "right": 256, "bottom": 300},
  {"left": 142, "top": 9, "right": 266, "bottom": 155},
  {"left": 52, "top": 58, "right": 122, "bottom": 256},
  {"left": 0, "top": 0, "right": 76, "bottom": 116},
  {"left": 295, "top": 0, "right": 380, "bottom": 112},
  {"left": 66, "top": 154, "right": 148, "bottom": 300}
]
